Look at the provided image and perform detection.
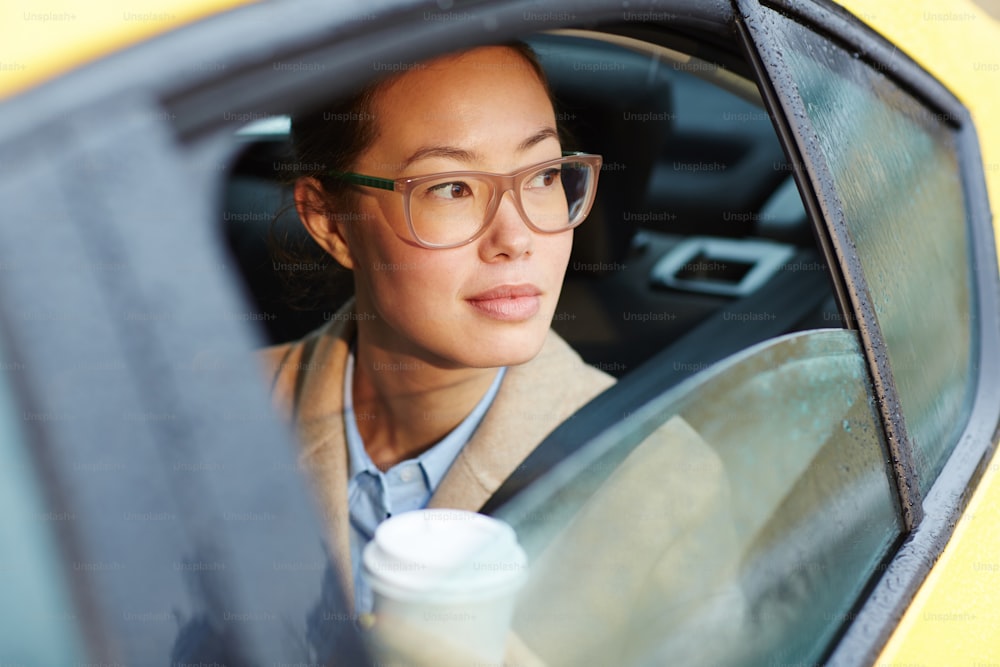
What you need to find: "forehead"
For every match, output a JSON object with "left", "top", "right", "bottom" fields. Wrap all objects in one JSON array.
[
  {"left": 390, "top": 45, "right": 543, "bottom": 86},
  {"left": 371, "top": 46, "right": 553, "bottom": 126}
]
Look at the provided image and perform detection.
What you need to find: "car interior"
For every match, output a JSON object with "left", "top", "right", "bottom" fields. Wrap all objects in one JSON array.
[{"left": 221, "top": 30, "right": 842, "bottom": 379}]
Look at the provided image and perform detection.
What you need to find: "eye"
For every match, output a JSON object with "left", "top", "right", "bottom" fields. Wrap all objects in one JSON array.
[
  {"left": 528, "top": 168, "right": 562, "bottom": 189},
  {"left": 426, "top": 181, "right": 473, "bottom": 200}
]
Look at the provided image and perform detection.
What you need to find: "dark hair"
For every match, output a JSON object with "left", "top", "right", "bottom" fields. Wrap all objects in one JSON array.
[{"left": 268, "top": 42, "right": 558, "bottom": 310}]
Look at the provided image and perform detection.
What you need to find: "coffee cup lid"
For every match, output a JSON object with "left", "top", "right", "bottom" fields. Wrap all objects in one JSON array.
[{"left": 362, "top": 509, "right": 528, "bottom": 603}]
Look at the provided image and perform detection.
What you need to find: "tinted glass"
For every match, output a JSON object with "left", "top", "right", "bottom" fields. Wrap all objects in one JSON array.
[
  {"left": 775, "top": 17, "right": 976, "bottom": 495},
  {"left": 496, "top": 329, "right": 903, "bottom": 666}
]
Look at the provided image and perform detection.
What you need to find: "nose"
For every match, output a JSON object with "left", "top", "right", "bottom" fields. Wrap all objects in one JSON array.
[{"left": 478, "top": 188, "right": 533, "bottom": 260}]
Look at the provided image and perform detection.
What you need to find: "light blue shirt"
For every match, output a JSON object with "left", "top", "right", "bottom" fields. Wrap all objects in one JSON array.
[{"left": 343, "top": 347, "right": 507, "bottom": 613}]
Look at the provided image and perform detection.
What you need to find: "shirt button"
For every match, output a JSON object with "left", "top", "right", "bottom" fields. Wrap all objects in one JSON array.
[{"left": 399, "top": 467, "right": 416, "bottom": 483}]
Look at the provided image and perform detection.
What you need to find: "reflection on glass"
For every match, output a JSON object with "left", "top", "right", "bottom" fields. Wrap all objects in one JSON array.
[
  {"left": 776, "top": 18, "right": 976, "bottom": 495},
  {"left": 496, "top": 330, "right": 902, "bottom": 666}
]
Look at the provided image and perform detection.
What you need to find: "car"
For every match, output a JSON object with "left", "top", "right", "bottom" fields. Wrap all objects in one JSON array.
[{"left": 1, "top": 0, "right": 999, "bottom": 664}]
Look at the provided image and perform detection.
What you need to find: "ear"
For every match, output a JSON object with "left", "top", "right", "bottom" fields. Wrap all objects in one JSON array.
[{"left": 294, "top": 177, "right": 356, "bottom": 270}]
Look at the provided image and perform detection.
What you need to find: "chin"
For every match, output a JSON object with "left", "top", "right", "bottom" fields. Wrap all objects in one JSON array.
[{"left": 460, "top": 321, "right": 550, "bottom": 368}]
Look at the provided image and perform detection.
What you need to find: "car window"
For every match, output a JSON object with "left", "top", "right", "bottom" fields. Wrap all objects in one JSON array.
[
  {"left": 495, "top": 329, "right": 903, "bottom": 666},
  {"left": 771, "top": 15, "right": 977, "bottom": 495}
]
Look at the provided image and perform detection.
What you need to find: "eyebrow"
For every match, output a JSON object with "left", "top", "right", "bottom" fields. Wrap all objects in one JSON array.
[
  {"left": 518, "top": 127, "right": 560, "bottom": 152},
  {"left": 399, "top": 127, "right": 560, "bottom": 171}
]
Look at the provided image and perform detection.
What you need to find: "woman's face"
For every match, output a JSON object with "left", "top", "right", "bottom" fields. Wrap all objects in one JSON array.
[{"left": 338, "top": 46, "right": 573, "bottom": 369}]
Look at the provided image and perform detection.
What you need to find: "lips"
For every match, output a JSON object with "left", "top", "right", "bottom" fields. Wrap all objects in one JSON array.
[{"left": 466, "top": 284, "right": 543, "bottom": 321}]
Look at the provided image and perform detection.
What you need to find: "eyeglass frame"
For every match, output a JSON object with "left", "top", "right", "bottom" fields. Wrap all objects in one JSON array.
[{"left": 328, "top": 151, "right": 603, "bottom": 249}]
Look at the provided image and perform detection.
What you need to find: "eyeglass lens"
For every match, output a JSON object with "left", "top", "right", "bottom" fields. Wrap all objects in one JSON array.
[{"left": 408, "top": 160, "right": 595, "bottom": 246}]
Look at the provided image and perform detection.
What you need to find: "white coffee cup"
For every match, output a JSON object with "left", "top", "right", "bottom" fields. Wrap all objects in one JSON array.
[{"left": 362, "top": 509, "right": 528, "bottom": 664}]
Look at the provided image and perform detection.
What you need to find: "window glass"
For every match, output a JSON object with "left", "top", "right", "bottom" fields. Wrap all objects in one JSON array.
[
  {"left": 0, "top": 335, "right": 86, "bottom": 663},
  {"left": 495, "top": 329, "right": 903, "bottom": 666},
  {"left": 774, "top": 17, "right": 976, "bottom": 495}
]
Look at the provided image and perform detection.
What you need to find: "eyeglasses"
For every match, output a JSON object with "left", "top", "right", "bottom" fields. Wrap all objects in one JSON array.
[{"left": 331, "top": 152, "right": 603, "bottom": 249}]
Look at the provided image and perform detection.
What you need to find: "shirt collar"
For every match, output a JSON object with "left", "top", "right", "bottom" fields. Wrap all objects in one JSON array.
[{"left": 343, "top": 347, "right": 377, "bottom": 479}]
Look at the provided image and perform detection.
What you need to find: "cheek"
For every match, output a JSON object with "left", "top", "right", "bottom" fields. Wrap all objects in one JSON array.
[
  {"left": 361, "top": 234, "right": 468, "bottom": 319},
  {"left": 348, "top": 199, "right": 417, "bottom": 274},
  {"left": 543, "top": 231, "right": 574, "bottom": 281}
]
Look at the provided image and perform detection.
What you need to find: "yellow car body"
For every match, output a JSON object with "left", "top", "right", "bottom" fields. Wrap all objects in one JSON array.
[
  {"left": 3, "top": 0, "right": 999, "bottom": 663},
  {"left": 0, "top": 0, "right": 247, "bottom": 100}
]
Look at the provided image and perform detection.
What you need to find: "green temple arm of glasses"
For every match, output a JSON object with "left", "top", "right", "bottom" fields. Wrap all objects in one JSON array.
[
  {"left": 334, "top": 173, "right": 396, "bottom": 191},
  {"left": 328, "top": 151, "right": 588, "bottom": 191}
]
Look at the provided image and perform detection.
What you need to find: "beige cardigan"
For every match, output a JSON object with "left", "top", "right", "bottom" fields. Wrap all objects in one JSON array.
[{"left": 259, "top": 306, "right": 616, "bottom": 603}]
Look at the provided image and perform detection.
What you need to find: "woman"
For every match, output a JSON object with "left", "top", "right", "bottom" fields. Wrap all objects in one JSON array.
[{"left": 260, "top": 43, "right": 614, "bottom": 615}]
